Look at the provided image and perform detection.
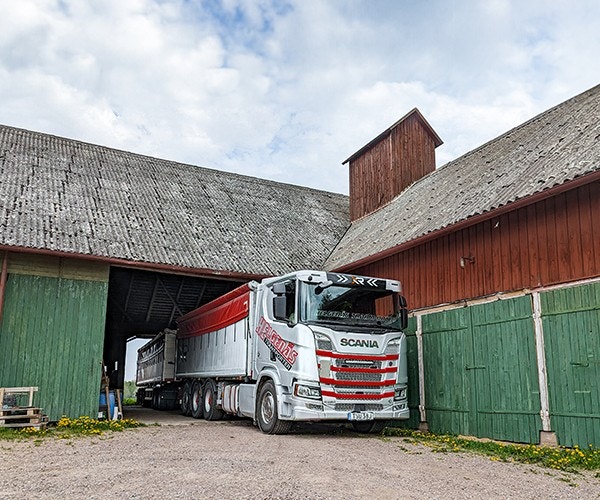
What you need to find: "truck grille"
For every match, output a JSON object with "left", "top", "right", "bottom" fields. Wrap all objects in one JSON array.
[
  {"left": 337, "top": 359, "right": 382, "bottom": 369},
  {"left": 336, "top": 372, "right": 382, "bottom": 382},
  {"left": 317, "top": 348, "right": 398, "bottom": 403}
]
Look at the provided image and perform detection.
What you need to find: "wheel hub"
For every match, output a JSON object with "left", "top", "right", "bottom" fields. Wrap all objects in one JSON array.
[{"left": 261, "top": 392, "right": 275, "bottom": 424}]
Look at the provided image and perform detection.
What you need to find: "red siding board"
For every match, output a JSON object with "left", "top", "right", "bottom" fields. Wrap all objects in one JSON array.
[
  {"left": 545, "top": 196, "right": 560, "bottom": 283},
  {"left": 348, "top": 183, "right": 600, "bottom": 309},
  {"left": 563, "top": 189, "right": 582, "bottom": 278},
  {"left": 554, "top": 193, "right": 571, "bottom": 282},
  {"left": 536, "top": 201, "right": 550, "bottom": 285},
  {"left": 578, "top": 184, "right": 596, "bottom": 276},
  {"left": 589, "top": 182, "right": 600, "bottom": 276},
  {"left": 525, "top": 203, "right": 540, "bottom": 286},
  {"left": 490, "top": 216, "right": 503, "bottom": 292},
  {"left": 508, "top": 210, "right": 522, "bottom": 288}
]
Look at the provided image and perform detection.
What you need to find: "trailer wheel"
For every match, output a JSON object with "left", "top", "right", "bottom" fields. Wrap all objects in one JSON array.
[
  {"left": 191, "top": 380, "right": 203, "bottom": 419},
  {"left": 256, "top": 380, "right": 292, "bottom": 435},
  {"left": 142, "top": 388, "right": 152, "bottom": 408},
  {"left": 351, "top": 420, "right": 388, "bottom": 434},
  {"left": 203, "top": 379, "right": 224, "bottom": 421},
  {"left": 152, "top": 389, "right": 161, "bottom": 410},
  {"left": 181, "top": 381, "right": 192, "bottom": 416},
  {"left": 136, "top": 388, "right": 145, "bottom": 406}
]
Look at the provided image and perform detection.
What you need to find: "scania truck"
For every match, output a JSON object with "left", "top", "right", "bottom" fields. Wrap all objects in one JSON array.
[{"left": 136, "top": 270, "right": 409, "bottom": 434}]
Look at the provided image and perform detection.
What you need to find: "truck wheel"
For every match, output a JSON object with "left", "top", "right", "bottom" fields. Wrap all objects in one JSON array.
[
  {"left": 152, "top": 389, "right": 161, "bottom": 410},
  {"left": 191, "top": 380, "right": 203, "bottom": 419},
  {"left": 351, "top": 420, "right": 388, "bottom": 434},
  {"left": 256, "top": 380, "right": 292, "bottom": 435},
  {"left": 181, "top": 381, "right": 192, "bottom": 416},
  {"left": 136, "top": 388, "right": 145, "bottom": 406},
  {"left": 203, "top": 379, "right": 224, "bottom": 421},
  {"left": 142, "top": 389, "right": 152, "bottom": 408}
]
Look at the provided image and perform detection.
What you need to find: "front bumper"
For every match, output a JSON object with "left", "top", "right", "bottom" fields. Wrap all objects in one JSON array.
[{"left": 280, "top": 394, "right": 410, "bottom": 421}]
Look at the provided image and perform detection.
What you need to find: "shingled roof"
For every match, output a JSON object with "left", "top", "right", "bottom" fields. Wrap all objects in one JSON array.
[
  {"left": 0, "top": 126, "right": 349, "bottom": 277},
  {"left": 325, "top": 84, "right": 600, "bottom": 270}
]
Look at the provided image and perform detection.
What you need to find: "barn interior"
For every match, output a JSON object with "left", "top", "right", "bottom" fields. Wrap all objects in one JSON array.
[{"left": 102, "top": 266, "right": 245, "bottom": 390}]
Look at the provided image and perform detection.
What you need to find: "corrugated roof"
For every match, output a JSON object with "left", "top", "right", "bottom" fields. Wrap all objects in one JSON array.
[
  {"left": 0, "top": 126, "right": 349, "bottom": 277},
  {"left": 325, "top": 84, "right": 600, "bottom": 270}
]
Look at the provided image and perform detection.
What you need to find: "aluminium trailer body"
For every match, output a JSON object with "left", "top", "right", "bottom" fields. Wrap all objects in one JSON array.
[{"left": 135, "top": 330, "right": 178, "bottom": 409}]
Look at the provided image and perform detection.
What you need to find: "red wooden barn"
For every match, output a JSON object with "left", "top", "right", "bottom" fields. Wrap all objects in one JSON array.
[{"left": 326, "top": 85, "right": 600, "bottom": 447}]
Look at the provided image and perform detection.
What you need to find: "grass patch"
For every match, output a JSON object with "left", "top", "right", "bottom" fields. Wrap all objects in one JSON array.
[
  {"left": 0, "top": 416, "right": 144, "bottom": 441},
  {"left": 122, "top": 397, "right": 137, "bottom": 406},
  {"left": 382, "top": 428, "right": 600, "bottom": 473}
]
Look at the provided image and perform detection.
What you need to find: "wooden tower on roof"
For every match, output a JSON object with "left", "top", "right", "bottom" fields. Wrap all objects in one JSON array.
[{"left": 344, "top": 108, "right": 443, "bottom": 221}]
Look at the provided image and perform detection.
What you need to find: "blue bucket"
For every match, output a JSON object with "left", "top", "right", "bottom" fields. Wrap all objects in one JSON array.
[{"left": 99, "top": 390, "right": 116, "bottom": 419}]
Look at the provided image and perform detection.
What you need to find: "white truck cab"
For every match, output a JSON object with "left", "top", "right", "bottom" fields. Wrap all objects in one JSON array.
[{"left": 239, "top": 270, "right": 409, "bottom": 433}]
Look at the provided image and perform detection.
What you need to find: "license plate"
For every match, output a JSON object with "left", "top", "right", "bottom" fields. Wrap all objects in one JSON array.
[{"left": 348, "top": 412, "right": 374, "bottom": 421}]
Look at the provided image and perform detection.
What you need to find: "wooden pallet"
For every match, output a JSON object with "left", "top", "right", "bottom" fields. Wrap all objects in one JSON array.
[
  {"left": 0, "top": 407, "right": 47, "bottom": 430},
  {"left": 0, "top": 386, "right": 38, "bottom": 407}
]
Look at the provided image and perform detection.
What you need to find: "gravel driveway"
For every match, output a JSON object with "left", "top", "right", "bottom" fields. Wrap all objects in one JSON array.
[{"left": 1, "top": 413, "right": 599, "bottom": 499}]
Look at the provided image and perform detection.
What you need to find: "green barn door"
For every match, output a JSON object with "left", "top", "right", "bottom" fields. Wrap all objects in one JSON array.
[
  {"left": 0, "top": 272, "right": 108, "bottom": 421},
  {"left": 542, "top": 282, "right": 600, "bottom": 448},
  {"left": 422, "top": 297, "right": 541, "bottom": 443},
  {"left": 470, "top": 297, "right": 541, "bottom": 443},
  {"left": 422, "top": 308, "right": 472, "bottom": 435}
]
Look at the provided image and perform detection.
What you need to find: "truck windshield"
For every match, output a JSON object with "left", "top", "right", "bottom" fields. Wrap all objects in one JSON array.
[{"left": 298, "top": 282, "right": 403, "bottom": 331}]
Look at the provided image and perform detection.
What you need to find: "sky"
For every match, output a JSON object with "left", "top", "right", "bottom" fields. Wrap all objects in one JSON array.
[
  {"left": 2, "top": 0, "right": 600, "bottom": 380},
  {"left": 1, "top": 0, "right": 600, "bottom": 196}
]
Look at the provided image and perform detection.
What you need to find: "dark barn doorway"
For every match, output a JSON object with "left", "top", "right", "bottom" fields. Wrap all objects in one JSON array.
[{"left": 102, "top": 266, "right": 244, "bottom": 390}]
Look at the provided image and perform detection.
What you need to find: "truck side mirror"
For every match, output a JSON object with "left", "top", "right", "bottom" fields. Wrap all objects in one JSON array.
[
  {"left": 400, "top": 308, "right": 408, "bottom": 331},
  {"left": 396, "top": 294, "right": 408, "bottom": 330}
]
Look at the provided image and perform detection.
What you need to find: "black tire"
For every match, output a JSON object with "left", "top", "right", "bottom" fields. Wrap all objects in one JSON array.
[
  {"left": 351, "top": 420, "right": 388, "bottom": 434},
  {"left": 256, "top": 380, "right": 292, "bottom": 435},
  {"left": 141, "top": 389, "right": 152, "bottom": 408},
  {"left": 181, "top": 381, "right": 192, "bottom": 416},
  {"left": 203, "top": 379, "right": 224, "bottom": 421},
  {"left": 152, "top": 389, "right": 160, "bottom": 410},
  {"left": 191, "top": 380, "right": 204, "bottom": 419}
]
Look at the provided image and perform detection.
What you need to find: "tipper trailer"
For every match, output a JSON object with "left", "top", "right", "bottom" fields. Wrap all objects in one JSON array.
[{"left": 136, "top": 270, "right": 409, "bottom": 434}]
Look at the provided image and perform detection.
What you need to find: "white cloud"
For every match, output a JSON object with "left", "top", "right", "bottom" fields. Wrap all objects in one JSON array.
[{"left": 0, "top": 0, "right": 599, "bottom": 194}]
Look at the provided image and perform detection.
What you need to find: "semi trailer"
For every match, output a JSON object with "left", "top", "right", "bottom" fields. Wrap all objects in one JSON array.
[{"left": 136, "top": 270, "right": 409, "bottom": 434}]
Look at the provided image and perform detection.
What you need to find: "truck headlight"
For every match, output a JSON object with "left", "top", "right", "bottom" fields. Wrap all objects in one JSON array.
[
  {"left": 394, "top": 386, "right": 407, "bottom": 401},
  {"left": 294, "top": 383, "right": 322, "bottom": 400}
]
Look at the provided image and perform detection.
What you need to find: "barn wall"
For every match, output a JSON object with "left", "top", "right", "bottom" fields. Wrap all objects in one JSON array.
[
  {"left": 353, "top": 182, "right": 600, "bottom": 309},
  {"left": 349, "top": 113, "right": 437, "bottom": 221},
  {"left": 403, "top": 282, "right": 600, "bottom": 447},
  {"left": 0, "top": 252, "right": 109, "bottom": 421},
  {"left": 346, "top": 183, "right": 600, "bottom": 447}
]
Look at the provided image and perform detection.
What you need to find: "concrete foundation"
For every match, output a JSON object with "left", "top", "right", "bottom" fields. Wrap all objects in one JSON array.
[{"left": 539, "top": 431, "right": 558, "bottom": 447}]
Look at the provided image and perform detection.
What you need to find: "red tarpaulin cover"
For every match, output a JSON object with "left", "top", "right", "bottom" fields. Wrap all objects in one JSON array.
[{"left": 176, "top": 283, "right": 251, "bottom": 338}]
